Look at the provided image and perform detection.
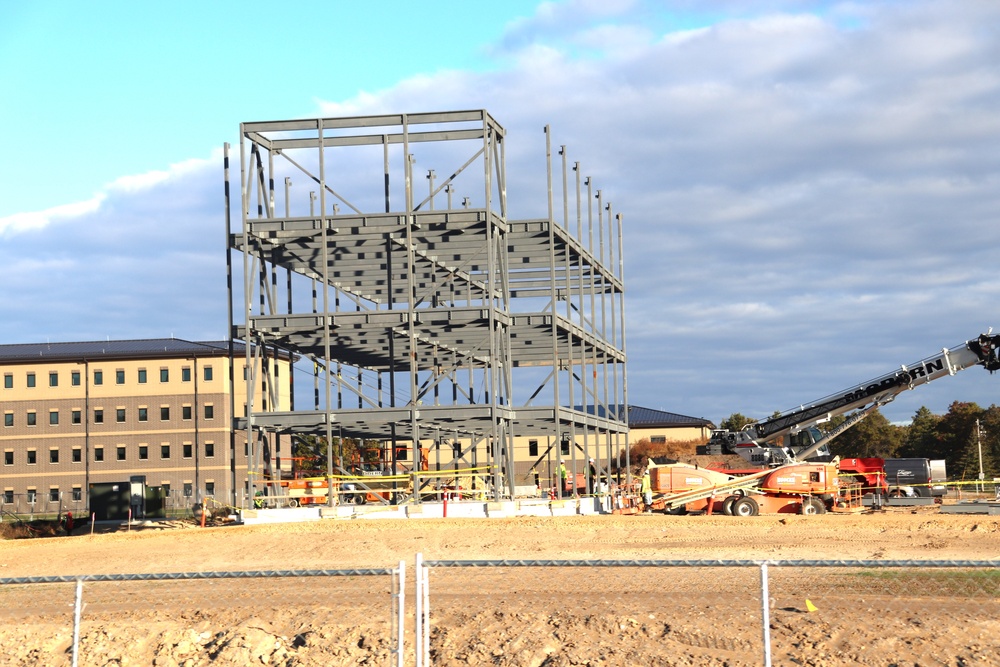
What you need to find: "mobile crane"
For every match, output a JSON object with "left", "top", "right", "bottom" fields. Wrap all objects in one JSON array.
[{"left": 707, "top": 331, "right": 1000, "bottom": 467}]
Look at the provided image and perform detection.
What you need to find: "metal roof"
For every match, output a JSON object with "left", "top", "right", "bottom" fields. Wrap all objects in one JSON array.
[
  {"left": 0, "top": 338, "right": 245, "bottom": 363},
  {"left": 626, "top": 405, "right": 714, "bottom": 428},
  {"left": 576, "top": 404, "right": 713, "bottom": 428}
]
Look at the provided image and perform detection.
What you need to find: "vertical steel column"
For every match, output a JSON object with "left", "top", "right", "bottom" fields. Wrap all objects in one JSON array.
[
  {"left": 544, "top": 126, "right": 563, "bottom": 497},
  {"left": 318, "top": 119, "right": 336, "bottom": 506}
]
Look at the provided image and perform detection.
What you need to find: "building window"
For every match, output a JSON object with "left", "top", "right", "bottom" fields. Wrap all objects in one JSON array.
[
  {"left": 138, "top": 407, "right": 148, "bottom": 422},
  {"left": 139, "top": 445, "right": 148, "bottom": 460},
  {"left": 94, "top": 447, "right": 104, "bottom": 462},
  {"left": 205, "top": 482, "right": 215, "bottom": 496},
  {"left": 3, "top": 374, "right": 11, "bottom": 389},
  {"left": 93, "top": 370, "right": 103, "bottom": 385},
  {"left": 116, "top": 369, "right": 125, "bottom": 385},
  {"left": 182, "top": 405, "right": 192, "bottom": 420},
  {"left": 160, "top": 406, "right": 170, "bottom": 421},
  {"left": 49, "top": 488, "right": 59, "bottom": 502},
  {"left": 204, "top": 404, "right": 214, "bottom": 420},
  {"left": 162, "top": 483, "right": 171, "bottom": 496},
  {"left": 72, "top": 488, "right": 82, "bottom": 501},
  {"left": 183, "top": 483, "right": 193, "bottom": 497},
  {"left": 183, "top": 443, "right": 193, "bottom": 458},
  {"left": 4, "top": 413, "right": 11, "bottom": 427},
  {"left": 26, "top": 372, "right": 36, "bottom": 388},
  {"left": 49, "top": 449, "right": 59, "bottom": 464},
  {"left": 72, "top": 410, "right": 81, "bottom": 424},
  {"left": 3, "top": 451, "right": 12, "bottom": 465},
  {"left": 94, "top": 409, "right": 103, "bottom": 424},
  {"left": 204, "top": 442, "right": 215, "bottom": 458},
  {"left": 560, "top": 438, "right": 570, "bottom": 456},
  {"left": 138, "top": 368, "right": 147, "bottom": 384},
  {"left": 651, "top": 436, "right": 666, "bottom": 444},
  {"left": 72, "top": 447, "right": 81, "bottom": 463},
  {"left": 161, "top": 444, "right": 170, "bottom": 459},
  {"left": 3, "top": 490, "right": 12, "bottom": 503},
  {"left": 49, "top": 410, "right": 59, "bottom": 426},
  {"left": 27, "top": 411, "right": 36, "bottom": 427},
  {"left": 160, "top": 368, "right": 169, "bottom": 383},
  {"left": 204, "top": 366, "right": 213, "bottom": 381},
  {"left": 528, "top": 439, "right": 539, "bottom": 457},
  {"left": 26, "top": 489, "right": 36, "bottom": 504},
  {"left": 116, "top": 408, "right": 126, "bottom": 423},
  {"left": 72, "top": 371, "right": 81, "bottom": 386},
  {"left": 27, "top": 450, "right": 37, "bottom": 465},
  {"left": 117, "top": 446, "right": 126, "bottom": 461},
  {"left": 182, "top": 367, "right": 191, "bottom": 382},
  {"left": 49, "top": 372, "right": 58, "bottom": 387}
]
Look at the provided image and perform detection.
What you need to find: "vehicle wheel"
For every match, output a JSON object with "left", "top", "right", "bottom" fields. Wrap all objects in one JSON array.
[
  {"left": 666, "top": 505, "right": 687, "bottom": 516},
  {"left": 888, "top": 489, "right": 905, "bottom": 499},
  {"left": 287, "top": 499, "right": 298, "bottom": 508},
  {"left": 352, "top": 493, "right": 367, "bottom": 505},
  {"left": 801, "top": 497, "right": 826, "bottom": 515},
  {"left": 732, "top": 496, "right": 759, "bottom": 517},
  {"left": 722, "top": 495, "right": 738, "bottom": 516}
]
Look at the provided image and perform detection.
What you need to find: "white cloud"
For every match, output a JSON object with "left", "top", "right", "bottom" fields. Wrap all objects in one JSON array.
[{"left": 5, "top": 0, "right": 1000, "bottom": 425}]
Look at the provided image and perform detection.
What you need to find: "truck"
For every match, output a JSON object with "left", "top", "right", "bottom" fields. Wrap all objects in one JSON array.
[
  {"left": 884, "top": 458, "right": 948, "bottom": 499},
  {"left": 707, "top": 331, "right": 1000, "bottom": 467}
]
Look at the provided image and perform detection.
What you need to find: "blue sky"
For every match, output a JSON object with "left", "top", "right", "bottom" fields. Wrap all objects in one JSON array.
[{"left": 2, "top": 0, "right": 999, "bottom": 426}]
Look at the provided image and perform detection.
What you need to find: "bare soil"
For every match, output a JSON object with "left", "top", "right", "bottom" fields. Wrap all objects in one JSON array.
[{"left": 1, "top": 506, "right": 998, "bottom": 666}]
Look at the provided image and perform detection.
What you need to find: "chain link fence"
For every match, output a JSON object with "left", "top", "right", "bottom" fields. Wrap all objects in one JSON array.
[
  {"left": 416, "top": 558, "right": 1000, "bottom": 666},
  {"left": 0, "top": 567, "right": 405, "bottom": 666},
  {"left": 2, "top": 557, "right": 997, "bottom": 665}
]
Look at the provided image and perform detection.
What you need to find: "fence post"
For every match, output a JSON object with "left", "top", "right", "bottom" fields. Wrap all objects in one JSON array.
[
  {"left": 397, "top": 560, "right": 406, "bottom": 667},
  {"left": 72, "top": 578, "right": 84, "bottom": 667},
  {"left": 415, "top": 553, "right": 423, "bottom": 667},
  {"left": 760, "top": 562, "right": 772, "bottom": 667},
  {"left": 422, "top": 556, "right": 430, "bottom": 666}
]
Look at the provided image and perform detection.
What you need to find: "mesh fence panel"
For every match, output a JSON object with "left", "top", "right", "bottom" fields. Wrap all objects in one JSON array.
[
  {"left": 421, "top": 560, "right": 1000, "bottom": 667},
  {"left": 0, "top": 570, "right": 401, "bottom": 666}
]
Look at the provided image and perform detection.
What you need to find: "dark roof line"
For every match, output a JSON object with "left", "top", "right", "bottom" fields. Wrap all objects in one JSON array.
[
  {"left": 0, "top": 338, "right": 246, "bottom": 363},
  {"left": 578, "top": 404, "right": 714, "bottom": 428}
]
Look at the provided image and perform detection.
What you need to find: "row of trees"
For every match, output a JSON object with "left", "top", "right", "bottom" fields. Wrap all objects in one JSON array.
[{"left": 721, "top": 402, "right": 1000, "bottom": 482}]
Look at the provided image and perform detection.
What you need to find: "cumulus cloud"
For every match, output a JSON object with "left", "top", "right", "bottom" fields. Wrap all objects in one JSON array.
[{"left": 5, "top": 0, "right": 1000, "bottom": 424}]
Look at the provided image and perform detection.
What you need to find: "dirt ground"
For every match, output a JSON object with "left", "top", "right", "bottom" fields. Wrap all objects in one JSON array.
[{"left": 0, "top": 506, "right": 998, "bottom": 666}]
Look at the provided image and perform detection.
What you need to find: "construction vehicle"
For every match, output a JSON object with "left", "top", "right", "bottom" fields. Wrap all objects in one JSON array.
[
  {"left": 646, "top": 459, "right": 863, "bottom": 515},
  {"left": 707, "top": 331, "right": 1000, "bottom": 466}
]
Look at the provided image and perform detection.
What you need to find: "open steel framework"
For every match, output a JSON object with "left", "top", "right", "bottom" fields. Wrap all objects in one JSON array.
[{"left": 226, "top": 110, "right": 627, "bottom": 503}]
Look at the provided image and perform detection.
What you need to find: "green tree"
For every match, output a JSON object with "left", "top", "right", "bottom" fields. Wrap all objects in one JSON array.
[
  {"left": 898, "top": 406, "right": 942, "bottom": 458},
  {"left": 980, "top": 405, "right": 1000, "bottom": 481},
  {"left": 934, "top": 401, "right": 982, "bottom": 471},
  {"left": 719, "top": 413, "right": 756, "bottom": 431},
  {"left": 828, "top": 408, "right": 904, "bottom": 459}
]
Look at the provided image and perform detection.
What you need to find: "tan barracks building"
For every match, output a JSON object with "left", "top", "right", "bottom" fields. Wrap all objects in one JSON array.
[{"left": 0, "top": 339, "right": 289, "bottom": 516}]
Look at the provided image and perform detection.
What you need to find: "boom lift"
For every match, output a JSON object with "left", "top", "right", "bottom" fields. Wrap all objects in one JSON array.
[{"left": 709, "top": 332, "right": 1000, "bottom": 466}]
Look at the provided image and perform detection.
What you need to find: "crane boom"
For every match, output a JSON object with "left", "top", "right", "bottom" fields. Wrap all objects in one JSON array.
[
  {"left": 753, "top": 332, "right": 1000, "bottom": 443},
  {"left": 710, "top": 332, "right": 1000, "bottom": 465}
]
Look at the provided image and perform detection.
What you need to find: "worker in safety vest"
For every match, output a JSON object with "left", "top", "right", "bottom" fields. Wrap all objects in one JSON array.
[
  {"left": 641, "top": 469, "right": 653, "bottom": 512},
  {"left": 558, "top": 460, "right": 568, "bottom": 498}
]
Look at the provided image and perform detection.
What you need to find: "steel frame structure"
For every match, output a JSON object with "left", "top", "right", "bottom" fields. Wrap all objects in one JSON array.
[{"left": 226, "top": 110, "right": 627, "bottom": 503}]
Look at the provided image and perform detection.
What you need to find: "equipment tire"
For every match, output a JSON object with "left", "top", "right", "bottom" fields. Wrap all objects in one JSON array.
[
  {"left": 352, "top": 493, "right": 367, "bottom": 505},
  {"left": 287, "top": 499, "right": 299, "bottom": 508},
  {"left": 722, "top": 495, "right": 738, "bottom": 516},
  {"left": 801, "top": 497, "right": 825, "bottom": 515},
  {"left": 732, "top": 496, "right": 759, "bottom": 517}
]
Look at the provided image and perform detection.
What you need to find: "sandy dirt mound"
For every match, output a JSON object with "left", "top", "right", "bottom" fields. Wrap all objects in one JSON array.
[{"left": 0, "top": 509, "right": 998, "bottom": 665}]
